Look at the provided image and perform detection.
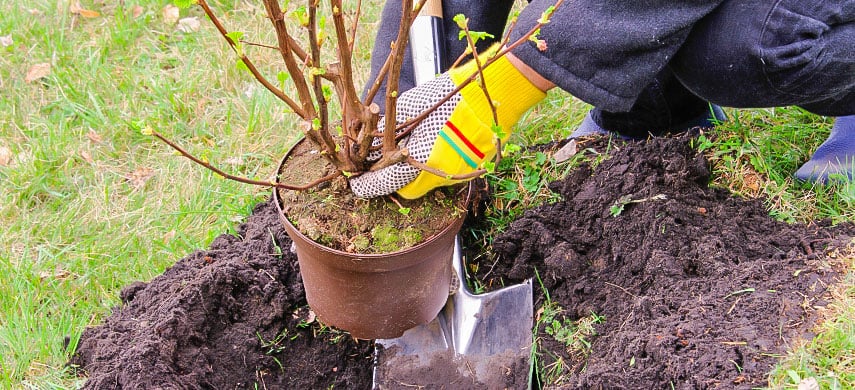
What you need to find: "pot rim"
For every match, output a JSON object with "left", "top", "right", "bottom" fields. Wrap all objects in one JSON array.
[{"left": 273, "top": 137, "right": 472, "bottom": 259}]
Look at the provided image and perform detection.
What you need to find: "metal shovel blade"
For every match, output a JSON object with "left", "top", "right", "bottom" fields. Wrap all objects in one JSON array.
[{"left": 373, "top": 238, "right": 534, "bottom": 389}]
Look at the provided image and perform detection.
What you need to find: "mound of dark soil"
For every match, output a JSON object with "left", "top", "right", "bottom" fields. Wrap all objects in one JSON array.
[
  {"left": 71, "top": 135, "right": 853, "bottom": 389},
  {"left": 485, "top": 135, "right": 854, "bottom": 389},
  {"left": 69, "top": 201, "right": 374, "bottom": 389}
]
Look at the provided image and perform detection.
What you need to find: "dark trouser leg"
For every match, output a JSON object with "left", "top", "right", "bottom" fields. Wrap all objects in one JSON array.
[
  {"left": 577, "top": 69, "right": 726, "bottom": 139},
  {"left": 672, "top": 0, "right": 855, "bottom": 116},
  {"left": 672, "top": 0, "right": 855, "bottom": 182},
  {"left": 362, "top": 0, "right": 515, "bottom": 113},
  {"left": 578, "top": 0, "right": 854, "bottom": 139}
]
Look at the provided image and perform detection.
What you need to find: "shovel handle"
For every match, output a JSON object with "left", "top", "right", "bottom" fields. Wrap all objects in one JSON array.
[
  {"left": 410, "top": 0, "right": 446, "bottom": 85},
  {"left": 420, "top": 0, "right": 442, "bottom": 18}
]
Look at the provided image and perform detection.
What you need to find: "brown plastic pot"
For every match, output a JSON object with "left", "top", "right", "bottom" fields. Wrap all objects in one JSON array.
[{"left": 273, "top": 139, "right": 470, "bottom": 339}]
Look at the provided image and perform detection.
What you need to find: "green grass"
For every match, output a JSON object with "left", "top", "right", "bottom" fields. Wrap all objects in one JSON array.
[
  {"left": 0, "top": 0, "right": 852, "bottom": 389},
  {"left": 0, "top": 0, "right": 381, "bottom": 386}
]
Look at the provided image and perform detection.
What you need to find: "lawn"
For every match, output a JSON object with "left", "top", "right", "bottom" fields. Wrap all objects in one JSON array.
[{"left": 0, "top": 0, "right": 851, "bottom": 388}]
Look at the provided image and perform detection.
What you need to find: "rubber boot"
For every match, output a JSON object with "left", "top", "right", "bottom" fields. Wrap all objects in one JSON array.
[
  {"left": 794, "top": 115, "right": 855, "bottom": 183},
  {"left": 570, "top": 105, "right": 727, "bottom": 139}
]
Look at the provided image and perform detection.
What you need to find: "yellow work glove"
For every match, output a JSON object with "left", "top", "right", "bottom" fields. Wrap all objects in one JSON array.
[{"left": 349, "top": 46, "right": 546, "bottom": 199}]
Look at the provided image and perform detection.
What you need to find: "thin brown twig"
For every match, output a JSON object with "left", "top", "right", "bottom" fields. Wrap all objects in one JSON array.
[
  {"left": 262, "top": 0, "right": 316, "bottom": 117},
  {"left": 151, "top": 131, "right": 340, "bottom": 190},
  {"left": 394, "top": 0, "right": 565, "bottom": 134},
  {"left": 240, "top": 40, "right": 279, "bottom": 50},
  {"left": 460, "top": 21, "right": 500, "bottom": 127},
  {"left": 406, "top": 157, "right": 486, "bottom": 181},
  {"left": 348, "top": 0, "right": 362, "bottom": 53},
  {"left": 330, "top": 0, "right": 363, "bottom": 128},
  {"left": 380, "top": 0, "right": 414, "bottom": 154}
]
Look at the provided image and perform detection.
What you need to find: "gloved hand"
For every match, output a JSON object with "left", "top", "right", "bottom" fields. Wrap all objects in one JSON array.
[{"left": 349, "top": 47, "right": 547, "bottom": 199}]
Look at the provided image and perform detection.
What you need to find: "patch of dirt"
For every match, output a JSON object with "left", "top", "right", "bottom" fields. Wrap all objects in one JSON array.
[
  {"left": 277, "top": 138, "right": 468, "bottom": 254},
  {"left": 70, "top": 135, "right": 854, "bottom": 389},
  {"left": 482, "top": 135, "right": 855, "bottom": 389},
  {"left": 69, "top": 200, "right": 375, "bottom": 389}
]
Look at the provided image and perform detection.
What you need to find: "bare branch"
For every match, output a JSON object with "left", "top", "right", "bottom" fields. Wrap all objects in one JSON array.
[
  {"left": 361, "top": 0, "right": 426, "bottom": 108},
  {"left": 330, "top": 0, "right": 363, "bottom": 127},
  {"left": 368, "top": 148, "right": 409, "bottom": 171},
  {"left": 460, "top": 22, "right": 500, "bottom": 127},
  {"left": 197, "top": 0, "right": 308, "bottom": 119},
  {"left": 151, "top": 131, "right": 340, "bottom": 190},
  {"left": 348, "top": 0, "right": 363, "bottom": 53},
  {"left": 382, "top": 0, "right": 415, "bottom": 153},
  {"left": 262, "top": 0, "right": 316, "bottom": 118},
  {"left": 406, "top": 157, "right": 487, "bottom": 181}
]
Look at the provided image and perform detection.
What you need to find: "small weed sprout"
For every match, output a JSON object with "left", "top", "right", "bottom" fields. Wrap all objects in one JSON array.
[{"left": 609, "top": 193, "right": 667, "bottom": 217}]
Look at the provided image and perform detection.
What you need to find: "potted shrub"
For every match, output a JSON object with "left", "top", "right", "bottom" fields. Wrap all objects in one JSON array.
[{"left": 152, "top": 0, "right": 560, "bottom": 338}]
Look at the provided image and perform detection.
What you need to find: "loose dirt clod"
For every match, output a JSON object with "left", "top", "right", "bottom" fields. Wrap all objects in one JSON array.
[
  {"left": 69, "top": 201, "right": 374, "bottom": 389},
  {"left": 71, "top": 136, "right": 854, "bottom": 389},
  {"left": 484, "top": 135, "right": 854, "bottom": 389}
]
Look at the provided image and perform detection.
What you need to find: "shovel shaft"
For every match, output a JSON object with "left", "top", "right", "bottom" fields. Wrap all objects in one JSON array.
[{"left": 410, "top": 0, "right": 446, "bottom": 85}]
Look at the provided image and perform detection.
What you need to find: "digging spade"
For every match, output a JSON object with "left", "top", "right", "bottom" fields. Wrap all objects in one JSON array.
[{"left": 373, "top": 1, "right": 535, "bottom": 387}]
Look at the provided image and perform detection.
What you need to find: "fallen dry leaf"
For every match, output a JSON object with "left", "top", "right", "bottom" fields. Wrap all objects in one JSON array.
[
  {"left": 131, "top": 5, "right": 144, "bottom": 18},
  {"left": 86, "top": 129, "right": 103, "bottom": 143},
  {"left": 0, "top": 146, "right": 11, "bottom": 166},
  {"left": 177, "top": 17, "right": 201, "bottom": 33},
  {"left": 128, "top": 166, "right": 155, "bottom": 188},
  {"left": 80, "top": 150, "right": 94, "bottom": 164},
  {"left": 39, "top": 267, "right": 73, "bottom": 281},
  {"left": 798, "top": 377, "right": 819, "bottom": 390},
  {"left": 162, "top": 4, "right": 180, "bottom": 24},
  {"left": 0, "top": 35, "right": 12, "bottom": 47},
  {"left": 162, "top": 229, "right": 176, "bottom": 244},
  {"left": 25, "top": 63, "right": 51, "bottom": 83},
  {"left": 70, "top": 1, "right": 101, "bottom": 18},
  {"left": 553, "top": 139, "right": 578, "bottom": 163},
  {"left": 224, "top": 156, "right": 243, "bottom": 166}
]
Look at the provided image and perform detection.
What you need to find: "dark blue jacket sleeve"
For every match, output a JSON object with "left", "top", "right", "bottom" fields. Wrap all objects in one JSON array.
[{"left": 511, "top": 0, "right": 725, "bottom": 111}]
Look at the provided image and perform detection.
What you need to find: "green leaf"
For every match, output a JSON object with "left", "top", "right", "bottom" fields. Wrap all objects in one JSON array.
[
  {"left": 467, "top": 31, "right": 495, "bottom": 44},
  {"left": 294, "top": 6, "right": 309, "bottom": 27},
  {"left": 322, "top": 85, "right": 333, "bottom": 102},
  {"left": 226, "top": 31, "right": 244, "bottom": 56},
  {"left": 236, "top": 59, "right": 250, "bottom": 73},
  {"left": 491, "top": 124, "right": 506, "bottom": 139},
  {"left": 786, "top": 369, "right": 801, "bottom": 384},
  {"left": 225, "top": 31, "right": 244, "bottom": 44},
  {"left": 504, "top": 143, "right": 522, "bottom": 155},
  {"left": 452, "top": 14, "right": 467, "bottom": 29},
  {"left": 173, "top": 0, "right": 197, "bottom": 9},
  {"left": 609, "top": 203, "right": 625, "bottom": 217},
  {"left": 277, "top": 71, "right": 290, "bottom": 88},
  {"left": 482, "top": 161, "right": 496, "bottom": 173},
  {"left": 398, "top": 207, "right": 411, "bottom": 216},
  {"left": 538, "top": 6, "right": 556, "bottom": 24}
]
